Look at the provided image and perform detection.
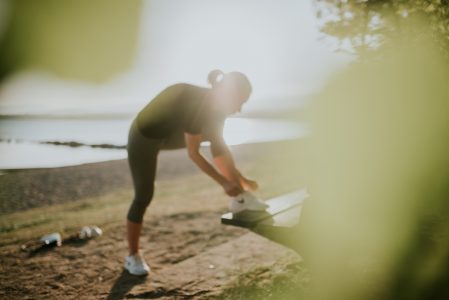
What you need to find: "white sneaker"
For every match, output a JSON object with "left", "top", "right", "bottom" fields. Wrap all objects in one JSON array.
[
  {"left": 228, "top": 191, "right": 269, "bottom": 213},
  {"left": 124, "top": 251, "right": 150, "bottom": 276}
]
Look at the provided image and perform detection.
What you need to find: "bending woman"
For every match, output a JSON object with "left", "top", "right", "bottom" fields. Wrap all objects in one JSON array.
[{"left": 125, "top": 69, "right": 259, "bottom": 276}]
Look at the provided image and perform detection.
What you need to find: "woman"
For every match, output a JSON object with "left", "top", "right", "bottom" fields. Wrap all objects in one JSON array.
[{"left": 124, "top": 69, "right": 259, "bottom": 276}]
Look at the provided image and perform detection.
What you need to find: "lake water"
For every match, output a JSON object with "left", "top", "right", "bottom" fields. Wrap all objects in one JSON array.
[{"left": 0, "top": 117, "right": 309, "bottom": 170}]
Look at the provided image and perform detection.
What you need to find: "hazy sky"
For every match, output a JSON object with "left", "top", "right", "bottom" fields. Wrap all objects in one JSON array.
[{"left": 0, "top": 0, "right": 351, "bottom": 115}]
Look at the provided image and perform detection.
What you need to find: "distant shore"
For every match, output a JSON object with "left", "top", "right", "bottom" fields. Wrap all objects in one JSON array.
[{"left": 0, "top": 138, "right": 126, "bottom": 149}]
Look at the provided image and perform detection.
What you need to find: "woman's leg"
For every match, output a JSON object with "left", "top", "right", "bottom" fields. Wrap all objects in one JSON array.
[
  {"left": 127, "top": 219, "right": 143, "bottom": 255},
  {"left": 126, "top": 119, "right": 161, "bottom": 255}
]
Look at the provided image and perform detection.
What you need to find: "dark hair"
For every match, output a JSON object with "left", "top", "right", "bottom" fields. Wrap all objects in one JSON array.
[
  {"left": 207, "top": 69, "right": 224, "bottom": 86},
  {"left": 207, "top": 69, "right": 252, "bottom": 101}
]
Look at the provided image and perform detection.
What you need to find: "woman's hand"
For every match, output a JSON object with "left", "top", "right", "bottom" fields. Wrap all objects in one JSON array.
[
  {"left": 240, "top": 177, "right": 259, "bottom": 191},
  {"left": 222, "top": 181, "right": 243, "bottom": 197}
]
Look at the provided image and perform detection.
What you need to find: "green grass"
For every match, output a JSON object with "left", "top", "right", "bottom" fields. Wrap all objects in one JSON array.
[{"left": 213, "top": 261, "right": 309, "bottom": 300}]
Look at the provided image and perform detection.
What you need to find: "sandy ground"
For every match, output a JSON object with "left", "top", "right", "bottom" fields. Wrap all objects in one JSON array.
[{"left": 0, "top": 140, "right": 306, "bottom": 299}]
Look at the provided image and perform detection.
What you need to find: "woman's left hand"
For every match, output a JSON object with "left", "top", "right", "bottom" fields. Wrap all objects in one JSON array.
[{"left": 240, "top": 177, "right": 259, "bottom": 191}]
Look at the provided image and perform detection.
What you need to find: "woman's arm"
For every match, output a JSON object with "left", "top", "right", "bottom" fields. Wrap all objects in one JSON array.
[
  {"left": 209, "top": 134, "right": 258, "bottom": 191},
  {"left": 184, "top": 132, "right": 243, "bottom": 196},
  {"left": 212, "top": 146, "right": 241, "bottom": 186},
  {"left": 184, "top": 132, "right": 226, "bottom": 185},
  {"left": 212, "top": 146, "right": 258, "bottom": 191},
  {"left": 206, "top": 135, "right": 258, "bottom": 191}
]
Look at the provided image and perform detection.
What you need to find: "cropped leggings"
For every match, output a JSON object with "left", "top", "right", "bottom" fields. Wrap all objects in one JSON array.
[{"left": 126, "top": 119, "right": 163, "bottom": 223}]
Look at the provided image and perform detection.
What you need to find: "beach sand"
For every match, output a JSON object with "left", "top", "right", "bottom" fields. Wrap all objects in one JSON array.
[{"left": 0, "top": 140, "right": 307, "bottom": 299}]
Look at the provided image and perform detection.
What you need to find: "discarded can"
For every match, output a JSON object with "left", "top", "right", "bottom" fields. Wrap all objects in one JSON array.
[
  {"left": 78, "top": 225, "right": 102, "bottom": 240},
  {"left": 78, "top": 226, "right": 92, "bottom": 239},
  {"left": 89, "top": 226, "right": 103, "bottom": 237},
  {"left": 39, "top": 232, "right": 62, "bottom": 247}
]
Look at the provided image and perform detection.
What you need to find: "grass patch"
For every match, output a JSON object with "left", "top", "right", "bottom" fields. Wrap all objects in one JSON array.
[{"left": 213, "top": 261, "right": 309, "bottom": 300}]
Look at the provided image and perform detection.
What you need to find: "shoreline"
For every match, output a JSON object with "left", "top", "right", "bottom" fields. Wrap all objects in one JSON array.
[
  {"left": 0, "top": 139, "right": 299, "bottom": 215},
  {"left": 0, "top": 139, "right": 295, "bottom": 173}
]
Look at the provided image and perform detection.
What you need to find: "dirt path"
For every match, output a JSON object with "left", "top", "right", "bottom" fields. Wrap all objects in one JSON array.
[{"left": 0, "top": 209, "right": 300, "bottom": 299}]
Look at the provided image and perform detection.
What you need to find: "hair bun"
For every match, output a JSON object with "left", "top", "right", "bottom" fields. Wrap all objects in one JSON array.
[{"left": 207, "top": 69, "right": 224, "bottom": 86}]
